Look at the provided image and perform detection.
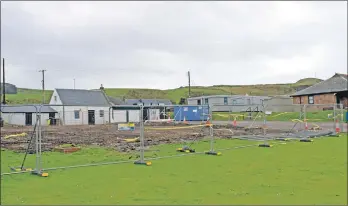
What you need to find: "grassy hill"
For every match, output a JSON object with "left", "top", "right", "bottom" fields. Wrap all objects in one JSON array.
[{"left": 3, "top": 78, "right": 323, "bottom": 105}]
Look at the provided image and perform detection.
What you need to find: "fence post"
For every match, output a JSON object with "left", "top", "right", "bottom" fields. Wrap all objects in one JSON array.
[
  {"left": 340, "top": 103, "right": 344, "bottom": 133},
  {"left": 333, "top": 103, "right": 336, "bottom": 135},
  {"left": 209, "top": 104, "right": 214, "bottom": 152},
  {"left": 303, "top": 104, "right": 307, "bottom": 131},
  {"left": 38, "top": 105, "right": 43, "bottom": 171},
  {"left": 262, "top": 104, "right": 267, "bottom": 136}
]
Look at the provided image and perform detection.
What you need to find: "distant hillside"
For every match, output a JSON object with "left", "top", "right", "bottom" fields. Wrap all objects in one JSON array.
[
  {"left": 294, "top": 78, "right": 323, "bottom": 86},
  {"left": 3, "top": 78, "right": 323, "bottom": 104}
]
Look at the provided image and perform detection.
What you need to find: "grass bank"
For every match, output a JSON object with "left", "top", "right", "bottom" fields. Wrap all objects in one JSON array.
[{"left": 1, "top": 135, "right": 347, "bottom": 205}]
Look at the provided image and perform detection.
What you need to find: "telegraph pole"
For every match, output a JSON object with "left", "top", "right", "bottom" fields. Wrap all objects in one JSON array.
[
  {"left": 39, "top": 69, "right": 46, "bottom": 104},
  {"left": 2, "top": 58, "right": 5, "bottom": 104},
  {"left": 73, "top": 78, "right": 76, "bottom": 89},
  {"left": 188, "top": 71, "right": 191, "bottom": 98}
]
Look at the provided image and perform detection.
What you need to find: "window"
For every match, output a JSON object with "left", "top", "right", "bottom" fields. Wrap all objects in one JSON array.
[
  {"left": 74, "top": 110, "right": 80, "bottom": 119},
  {"left": 232, "top": 100, "right": 237, "bottom": 105},
  {"left": 308, "top": 95, "right": 314, "bottom": 104},
  {"left": 54, "top": 96, "right": 57, "bottom": 101},
  {"left": 204, "top": 98, "right": 209, "bottom": 104},
  {"left": 197, "top": 100, "right": 201, "bottom": 105},
  {"left": 224, "top": 97, "right": 228, "bottom": 105},
  {"left": 100, "top": 110, "right": 104, "bottom": 117}
]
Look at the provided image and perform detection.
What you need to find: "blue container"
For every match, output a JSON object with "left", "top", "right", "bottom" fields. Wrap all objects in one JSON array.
[
  {"left": 346, "top": 112, "right": 348, "bottom": 122},
  {"left": 173, "top": 105, "right": 209, "bottom": 121}
]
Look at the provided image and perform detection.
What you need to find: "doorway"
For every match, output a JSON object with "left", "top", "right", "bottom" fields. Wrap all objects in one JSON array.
[
  {"left": 49, "top": 112, "right": 56, "bottom": 125},
  {"left": 88, "top": 110, "right": 95, "bottom": 125},
  {"left": 49, "top": 112, "right": 55, "bottom": 119},
  {"left": 126, "top": 111, "right": 129, "bottom": 123},
  {"left": 25, "top": 113, "right": 32, "bottom": 126},
  {"left": 143, "top": 109, "right": 148, "bottom": 121}
]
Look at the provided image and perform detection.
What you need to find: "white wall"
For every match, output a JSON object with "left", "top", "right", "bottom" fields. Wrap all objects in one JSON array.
[
  {"left": 2, "top": 113, "right": 52, "bottom": 126},
  {"left": 111, "top": 110, "right": 127, "bottom": 123},
  {"left": 49, "top": 89, "right": 63, "bottom": 105},
  {"left": 148, "top": 109, "right": 160, "bottom": 120},
  {"left": 128, "top": 110, "right": 140, "bottom": 122},
  {"left": 50, "top": 106, "right": 115, "bottom": 125},
  {"left": 1, "top": 113, "right": 25, "bottom": 126}
]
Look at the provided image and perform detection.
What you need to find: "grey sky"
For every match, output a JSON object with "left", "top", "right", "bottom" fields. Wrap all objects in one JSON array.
[{"left": 1, "top": 1, "right": 347, "bottom": 90}]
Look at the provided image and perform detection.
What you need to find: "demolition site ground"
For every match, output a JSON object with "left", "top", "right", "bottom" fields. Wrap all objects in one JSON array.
[
  {"left": 1, "top": 121, "right": 347, "bottom": 205},
  {"left": 1, "top": 122, "right": 290, "bottom": 153}
]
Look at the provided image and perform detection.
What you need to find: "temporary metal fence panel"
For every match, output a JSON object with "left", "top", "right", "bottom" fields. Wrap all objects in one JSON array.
[{"left": 1, "top": 102, "right": 345, "bottom": 177}]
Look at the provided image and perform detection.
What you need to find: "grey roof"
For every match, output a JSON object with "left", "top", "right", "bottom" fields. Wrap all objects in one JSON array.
[
  {"left": 291, "top": 73, "right": 348, "bottom": 96},
  {"left": 55, "top": 89, "right": 111, "bottom": 106},
  {"left": 188, "top": 95, "right": 271, "bottom": 100},
  {"left": 188, "top": 95, "right": 235, "bottom": 100},
  {"left": 1, "top": 105, "right": 57, "bottom": 113},
  {"left": 125, "top": 99, "right": 172, "bottom": 105},
  {"left": 107, "top": 96, "right": 125, "bottom": 105}
]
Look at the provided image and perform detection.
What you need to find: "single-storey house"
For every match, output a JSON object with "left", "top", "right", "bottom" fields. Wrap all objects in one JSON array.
[
  {"left": 49, "top": 88, "right": 125, "bottom": 125},
  {"left": 291, "top": 73, "right": 348, "bottom": 109},
  {"left": 0, "top": 105, "right": 57, "bottom": 126},
  {"left": 187, "top": 95, "right": 271, "bottom": 112}
]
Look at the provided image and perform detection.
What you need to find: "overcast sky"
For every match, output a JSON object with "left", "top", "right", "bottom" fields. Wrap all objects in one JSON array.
[{"left": 1, "top": 1, "right": 347, "bottom": 90}]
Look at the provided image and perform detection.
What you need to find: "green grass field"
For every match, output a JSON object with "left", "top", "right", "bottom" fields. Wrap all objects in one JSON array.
[
  {"left": 4, "top": 78, "right": 321, "bottom": 104},
  {"left": 212, "top": 110, "right": 347, "bottom": 122},
  {"left": 1, "top": 134, "right": 347, "bottom": 205}
]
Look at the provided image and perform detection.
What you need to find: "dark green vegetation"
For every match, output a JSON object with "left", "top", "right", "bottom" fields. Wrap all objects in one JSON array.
[
  {"left": 1, "top": 134, "right": 347, "bottom": 205},
  {"left": 4, "top": 78, "right": 322, "bottom": 104}
]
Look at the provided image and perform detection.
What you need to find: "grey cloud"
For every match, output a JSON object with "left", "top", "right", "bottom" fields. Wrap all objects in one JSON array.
[{"left": 1, "top": 1, "right": 347, "bottom": 89}]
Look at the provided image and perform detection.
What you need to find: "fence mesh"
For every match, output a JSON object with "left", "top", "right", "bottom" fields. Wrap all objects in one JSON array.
[{"left": 1, "top": 103, "right": 346, "bottom": 175}]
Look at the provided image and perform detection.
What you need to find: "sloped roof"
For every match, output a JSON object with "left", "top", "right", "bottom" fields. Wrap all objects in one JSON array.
[
  {"left": 188, "top": 95, "right": 271, "bottom": 100},
  {"left": 107, "top": 96, "right": 125, "bottom": 105},
  {"left": 55, "top": 89, "right": 111, "bottom": 106},
  {"left": 125, "top": 99, "right": 172, "bottom": 105},
  {"left": 291, "top": 73, "right": 348, "bottom": 96},
  {"left": 1, "top": 105, "right": 57, "bottom": 113}
]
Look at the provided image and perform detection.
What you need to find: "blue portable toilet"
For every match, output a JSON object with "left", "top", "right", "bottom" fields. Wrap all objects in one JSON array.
[{"left": 173, "top": 105, "right": 209, "bottom": 121}]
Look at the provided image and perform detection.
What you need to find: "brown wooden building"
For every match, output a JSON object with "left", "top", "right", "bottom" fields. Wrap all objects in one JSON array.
[{"left": 291, "top": 73, "right": 348, "bottom": 108}]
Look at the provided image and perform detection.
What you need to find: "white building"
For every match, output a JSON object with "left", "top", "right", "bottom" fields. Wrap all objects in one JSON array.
[
  {"left": 187, "top": 95, "right": 271, "bottom": 112},
  {"left": 49, "top": 88, "right": 126, "bottom": 125},
  {"left": 0, "top": 105, "right": 57, "bottom": 126}
]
